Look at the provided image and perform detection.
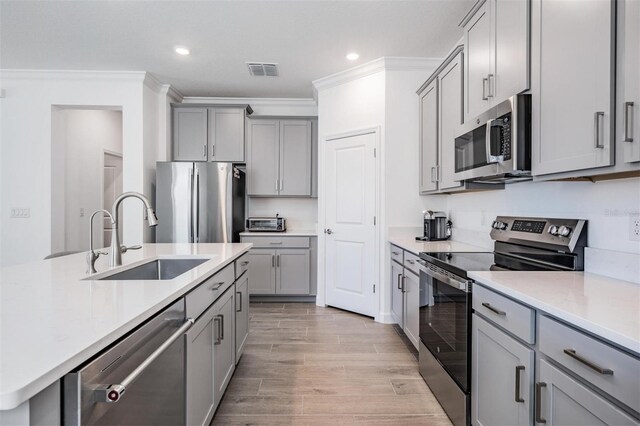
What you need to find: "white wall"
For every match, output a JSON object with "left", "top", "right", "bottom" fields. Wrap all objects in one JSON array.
[
  {"left": 247, "top": 198, "right": 318, "bottom": 230},
  {"left": 51, "top": 109, "right": 123, "bottom": 253},
  {"left": 444, "top": 178, "right": 640, "bottom": 254},
  {"left": 0, "top": 70, "right": 165, "bottom": 266}
]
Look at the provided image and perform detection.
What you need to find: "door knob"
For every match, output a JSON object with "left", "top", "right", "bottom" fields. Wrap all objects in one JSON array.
[{"left": 325, "top": 229, "right": 333, "bottom": 235}]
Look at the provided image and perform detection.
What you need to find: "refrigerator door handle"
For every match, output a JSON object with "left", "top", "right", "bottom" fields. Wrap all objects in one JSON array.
[
  {"left": 189, "top": 168, "right": 195, "bottom": 243},
  {"left": 194, "top": 167, "right": 200, "bottom": 242}
]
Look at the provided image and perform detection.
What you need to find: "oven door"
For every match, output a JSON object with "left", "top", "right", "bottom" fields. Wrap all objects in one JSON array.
[{"left": 419, "top": 266, "right": 471, "bottom": 393}]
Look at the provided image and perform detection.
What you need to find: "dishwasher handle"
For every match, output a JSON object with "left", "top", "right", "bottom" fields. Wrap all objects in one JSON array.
[{"left": 94, "top": 317, "right": 195, "bottom": 403}]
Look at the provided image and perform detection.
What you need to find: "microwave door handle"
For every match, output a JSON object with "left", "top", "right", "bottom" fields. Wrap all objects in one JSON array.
[{"left": 485, "top": 118, "right": 502, "bottom": 164}]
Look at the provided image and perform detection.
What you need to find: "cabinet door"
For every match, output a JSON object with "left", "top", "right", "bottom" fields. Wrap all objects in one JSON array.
[
  {"left": 472, "top": 314, "right": 534, "bottom": 426},
  {"left": 493, "top": 0, "right": 530, "bottom": 104},
  {"left": 279, "top": 120, "right": 312, "bottom": 196},
  {"left": 208, "top": 108, "right": 245, "bottom": 162},
  {"left": 438, "top": 52, "right": 465, "bottom": 191},
  {"left": 247, "top": 120, "right": 280, "bottom": 196},
  {"left": 185, "top": 304, "right": 215, "bottom": 426},
  {"left": 537, "top": 359, "right": 639, "bottom": 425},
  {"left": 623, "top": 0, "right": 640, "bottom": 163},
  {"left": 419, "top": 80, "right": 439, "bottom": 193},
  {"left": 403, "top": 271, "right": 420, "bottom": 350},
  {"left": 464, "top": 0, "right": 492, "bottom": 120},
  {"left": 247, "top": 249, "right": 276, "bottom": 294},
  {"left": 390, "top": 261, "right": 404, "bottom": 327},
  {"left": 276, "top": 249, "right": 310, "bottom": 295},
  {"left": 173, "top": 108, "right": 208, "bottom": 161},
  {"left": 235, "top": 274, "right": 249, "bottom": 363},
  {"left": 213, "top": 288, "right": 236, "bottom": 408},
  {"left": 532, "top": 0, "right": 615, "bottom": 175}
]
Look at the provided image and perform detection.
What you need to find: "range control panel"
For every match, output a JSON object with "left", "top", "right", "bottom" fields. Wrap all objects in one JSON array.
[{"left": 490, "top": 216, "right": 587, "bottom": 252}]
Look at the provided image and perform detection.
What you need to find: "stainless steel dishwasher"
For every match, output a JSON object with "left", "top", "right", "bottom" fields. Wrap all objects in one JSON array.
[{"left": 64, "top": 299, "right": 194, "bottom": 425}]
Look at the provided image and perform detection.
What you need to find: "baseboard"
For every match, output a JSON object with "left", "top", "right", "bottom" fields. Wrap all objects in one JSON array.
[
  {"left": 249, "top": 295, "right": 317, "bottom": 303},
  {"left": 376, "top": 312, "right": 396, "bottom": 324}
]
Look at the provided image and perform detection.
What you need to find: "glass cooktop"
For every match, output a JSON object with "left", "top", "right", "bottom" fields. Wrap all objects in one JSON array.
[{"left": 420, "top": 252, "right": 496, "bottom": 278}]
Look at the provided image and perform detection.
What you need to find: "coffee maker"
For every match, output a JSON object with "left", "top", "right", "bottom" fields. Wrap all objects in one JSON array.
[{"left": 417, "top": 210, "right": 452, "bottom": 241}]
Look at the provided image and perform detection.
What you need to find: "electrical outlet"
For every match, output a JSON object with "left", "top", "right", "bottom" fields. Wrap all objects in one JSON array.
[
  {"left": 630, "top": 216, "right": 640, "bottom": 241},
  {"left": 10, "top": 208, "right": 30, "bottom": 218}
]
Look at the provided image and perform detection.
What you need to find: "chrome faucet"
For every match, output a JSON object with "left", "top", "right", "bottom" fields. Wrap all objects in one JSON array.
[
  {"left": 109, "top": 192, "right": 158, "bottom": 267},
  {"left": 87, "top": 209, "right": 114, "bottom": 274}
]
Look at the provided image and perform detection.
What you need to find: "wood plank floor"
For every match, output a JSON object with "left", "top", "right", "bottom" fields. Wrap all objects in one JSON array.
[{"left": 212, "top": 302, "right": 452, "bottom": 425}]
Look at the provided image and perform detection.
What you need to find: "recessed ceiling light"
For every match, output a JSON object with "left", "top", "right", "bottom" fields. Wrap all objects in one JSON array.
[
  {"left": 175, "top": 47, "right": 190, "bottom": 56},
  {"left": 346, "top": 52, "right": 360, "bottom": 61}
]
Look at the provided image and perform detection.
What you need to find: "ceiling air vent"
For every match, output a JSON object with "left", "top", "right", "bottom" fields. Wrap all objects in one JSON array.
[{"left": 246, "top": 62, "right": 279, "bottom": 77}]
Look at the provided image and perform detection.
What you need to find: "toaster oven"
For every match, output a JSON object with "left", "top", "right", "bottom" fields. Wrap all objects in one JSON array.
[{"left": 246, "top": 216, "right": 286, "bottom": 232}]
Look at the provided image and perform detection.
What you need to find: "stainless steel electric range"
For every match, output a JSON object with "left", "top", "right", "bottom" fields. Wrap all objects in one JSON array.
[{"left": 417, "top": 216, "right": 587, "bottom": 426}]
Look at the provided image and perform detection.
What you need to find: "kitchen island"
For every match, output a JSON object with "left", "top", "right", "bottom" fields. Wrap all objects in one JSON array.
[{"left": 0, "top": 243, "right": 251, "bottom": 424}]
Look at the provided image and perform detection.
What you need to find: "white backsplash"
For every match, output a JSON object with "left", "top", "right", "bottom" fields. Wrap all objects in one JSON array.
[{"left": 247, "top": 197, "right": 318, "bottom": 230}]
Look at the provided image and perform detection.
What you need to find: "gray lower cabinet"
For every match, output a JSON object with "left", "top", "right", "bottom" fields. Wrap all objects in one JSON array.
[
  {"left": 247, "top": 118, "right": 315, "bottom": 197},
  {"left": 172, "top": 105, "right": 246, "bottom": 163},
  {"left": 402, "top": 270, "right": 420, "bottom": 350},
  {"left": 246, "top": 248, "right": 310, "bottom": 295},
  {"left": 185, "top": 302, "right": 216, "bottom": 426},
  {"left": 246, "top": 249, "right": 277, "bottom": 294},
  {"left": 213, "top": 287, "right": 236, "bottom": 408},
  {"left": 536, "top": 359, "right": 638, "bottom": 426},
  {"left": 472, "top": 314, "right": 534, "bottom": 426},
  {"left": 390, "top": 259, "right": 404, "bottom": 327},
  {"left": 235, "top": 273, "right": 249, "bottom": 363}
]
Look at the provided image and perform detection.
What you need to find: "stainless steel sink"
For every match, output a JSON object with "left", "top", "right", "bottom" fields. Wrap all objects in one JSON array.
[{"left": 98, "top": 258, "right": 209, "bottom": 281}]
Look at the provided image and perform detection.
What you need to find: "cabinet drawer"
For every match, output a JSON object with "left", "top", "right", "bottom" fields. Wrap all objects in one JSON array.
[
  {"left": 473, "top": 285, "right": 535, "bottom": 344},
  {"left": 539, "top": 315, "right": 640, "bottom": 413},
  {"left": 235, "top": 253, "right": 250, "bottom": 279},
  {"left": 186, "top": 263, "right": 235, "bottom": 319},
  {"left": 403, "top": 251, "right": 420, "bottom": 275},
  {"left": 390, "top": 245, "right": 404, "bottom": 264},
  {"left": 240, "top": 236, "right": 309, "bottom": 248}
]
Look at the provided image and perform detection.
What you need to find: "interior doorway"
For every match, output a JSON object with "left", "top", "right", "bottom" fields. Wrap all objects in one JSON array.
[{"left": 50, "top": 106, "right": 123, "bottom": 254}]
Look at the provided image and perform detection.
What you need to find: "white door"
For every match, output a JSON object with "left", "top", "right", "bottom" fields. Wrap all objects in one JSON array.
[{"left": 324, "top": 131, "right": 377, "bottom": 317}]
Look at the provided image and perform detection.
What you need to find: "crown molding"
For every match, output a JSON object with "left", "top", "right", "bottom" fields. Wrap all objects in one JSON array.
[
  {"left": 160, "top": 84, "right": 184, "bottom": 103},
  {"left": 0, "top": 69, "right": 148, "bottom": 82},
  {"left": 312, "top": 57, "right": 442, "bottom": 92},
  {"left": 181, "top": 96, "right": 316, "bottom": 108}
]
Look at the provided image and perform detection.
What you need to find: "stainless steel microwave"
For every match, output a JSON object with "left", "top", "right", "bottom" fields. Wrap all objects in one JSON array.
[{"left": 454, "top": 95, "right": 532, "bottom": 183}]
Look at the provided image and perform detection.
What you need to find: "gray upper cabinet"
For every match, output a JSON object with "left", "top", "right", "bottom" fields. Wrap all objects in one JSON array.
[
  {"left": 173, "top": 108, "right": 208, "bottom": 161},
  {"left": 172, "top": 105, "right": 246, "bottom": 163},
  {"left": 463, "top": 0, "right": 529, "bottom": 121},
  {"left": 279, "top": 120, "right": 312, "bottom": 196},
  {"left": 472, "top": 314, "right": 534, "bottom": 426},
  {"left": 276, "top": 249, "right": 310, "bottom": 295},
  {"left": 247, "top": 118, "right": 315, "bottom": 197},
  {"left": 622, "top": 0, "right": 640, "bottom": 163},
  {"left": 531, "top": 0, "right": 615, "bottom": 176},
  {"left": 536, "top": 359, "right": 639, "bottom": 426},
  {"left": 208, "top": 108, "right": 245, "bottom": 162},
  {"left": 438, "top": 51, "right": 465, "bottom": 191},
  {"left": 464, "top": 1, "right": 492, "bottom": 121},
  {"left": 419, "top": 80, "right": 439, "bottom": 194}
]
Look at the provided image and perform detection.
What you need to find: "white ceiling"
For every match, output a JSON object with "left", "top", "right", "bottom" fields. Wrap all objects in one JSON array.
[{"left": 0, "top": 0, "right": 474, "bottom": 98}]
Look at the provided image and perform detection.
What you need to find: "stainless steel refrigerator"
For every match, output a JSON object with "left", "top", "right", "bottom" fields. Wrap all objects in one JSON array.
[{"left": 156, "top": 162, "right": 245, "bottom": 243}]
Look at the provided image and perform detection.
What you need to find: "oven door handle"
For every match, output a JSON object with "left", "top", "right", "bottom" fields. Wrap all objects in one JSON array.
[
  {"left": 93, "top": 317, "right": 195, "bottom": 403},
  {"left": 424, "top": 266, "right": 470, "bottom": 293}
]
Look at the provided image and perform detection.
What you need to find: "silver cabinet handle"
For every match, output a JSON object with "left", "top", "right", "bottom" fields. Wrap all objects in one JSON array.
[
  {"left": 401, "top": 275, "right": 406, "bottom": 293},
  {"left": 515, "top": 365, "right": 525, "bottom": 403},
  {"left": 481, "top": 302, "right": 506, "bottom": 316},
  {"left": 275, "top": 179, "right": 279, "bottom": 192},
  {"left": 397, "top": 273, "right": 403, "bottom": 290},
  {"left": 214, "top": 314, "right": 224, "bottom": 344},
  {"left": 624, "top": 101, "right": 634, "bottom": 142},
  {"left": 406, "top": 259, "right": 415, "bottom": 265},
  {"left": 594, "top": 111, "right": 605, "bottom": 148},
  {"left": 269, "top": 241, "right": 283, "bottom": 245},
  {"left": 276, "top": 254, "right": 280, "bottom": 267},
  {"left": 271, "top": 254, "right": 275, "bottom": 267},
  {"left": 203, "top": 144, "right": 207, "bottom": 158},
  {"left": 280, "top": 179, "right": 284, "bottom": 191},
  {"left": 430, "top": 166, "right": 436, "bottom": 183},
  {"left": 236, "top": 291, "right": 242, "bottom": 312},
  {"left": 563, "top": 349, "right": 613, "bottom": 375},
  {"left": 94, "top": 317, "right": 195, "bottom": 403},
  {"left": 211, "top": 144, "right": 215, "bottom": 158},
  {"left": 220, "top": 314, "right": 224, "bottom": 340},
  {"left": 210, "top": 281, "right": 224, "bottom": 291},
  {"left": 482, "top": 77, "right": 489, "bottom": 100},
  {"left": 391, "top": 251, "right": 400, "bottom": 256},
  {"left": 535, "top": 382, "right": 547, "bottom": 423},
  {"left": 240, "top": 261, "right": 250, "bottom": 266},
  {"left": 487, "top": 74, "right": 494, "bottom": 97}
]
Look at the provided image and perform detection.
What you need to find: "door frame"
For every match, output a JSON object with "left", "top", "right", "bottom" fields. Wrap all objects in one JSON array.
[
  {"left": 317, "top": 126, "right": 381, "bottom": 320},
  {"left": 101, "top": 149, "right": 123, "bottom": 248}
]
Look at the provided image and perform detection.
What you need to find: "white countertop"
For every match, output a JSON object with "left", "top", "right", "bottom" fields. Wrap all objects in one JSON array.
[
  {"left": 469, "top": 271, "right": 640, "bottom": 355},
  {"left": 240, "top": 229, "right": 317, "bottom": 237},
  {"left": 0, "top": 243, "right": 251, "bottom": 410},
  {"left": 388, "top": 227, "right": 485, "bottom": 255}
]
